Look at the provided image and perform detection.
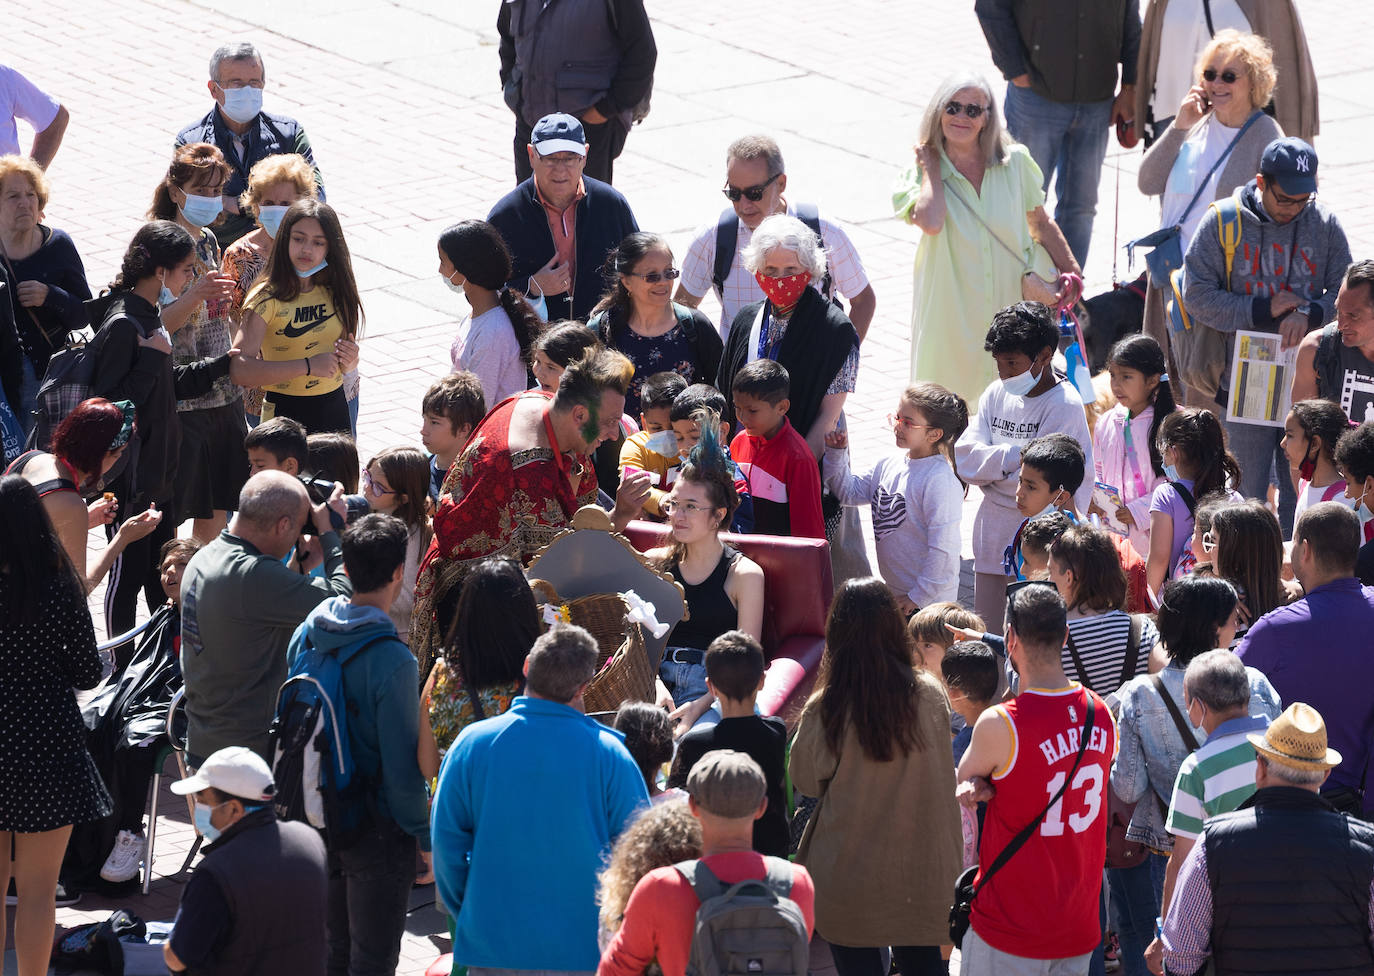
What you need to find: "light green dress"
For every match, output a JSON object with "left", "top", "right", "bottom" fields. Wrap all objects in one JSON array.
[{"left": 892, "top": 144, "right": 1051, "bottom": 403}]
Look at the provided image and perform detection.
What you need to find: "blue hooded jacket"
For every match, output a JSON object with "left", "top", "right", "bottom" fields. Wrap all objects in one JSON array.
[{"left": 287, "top": 596, "right": 430, "bottom": 850}]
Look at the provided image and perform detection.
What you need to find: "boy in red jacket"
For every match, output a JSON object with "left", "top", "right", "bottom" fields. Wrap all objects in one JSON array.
[{"left": 729, "top": 360, "right": 824, "bottom": 539}]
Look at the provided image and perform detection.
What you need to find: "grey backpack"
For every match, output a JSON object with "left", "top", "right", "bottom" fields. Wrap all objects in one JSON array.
[{"left": 675, "top": 857, "right": 809, "bottom": 976}]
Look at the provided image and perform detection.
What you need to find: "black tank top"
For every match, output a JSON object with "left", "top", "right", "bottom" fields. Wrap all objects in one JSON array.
[
  {"left": 5, "top": 450, "right": 78, "bottom": 498},
  {"left": 669, "top": 546, "right": 740, "bottom": 651}
]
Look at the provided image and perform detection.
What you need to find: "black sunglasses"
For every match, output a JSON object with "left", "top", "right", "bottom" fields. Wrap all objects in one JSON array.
[
  {"left": 1202, "top": 68, "right": 1240, "bottom": 84},
  {"left": 624, "top": 267, "right": 681, "bottom": 284},
  {"left": 944, "top": 100, "right": 987, "bottom": 119},
  {"left": 722, "top": 172, "right": 780, "bottom": 202}
]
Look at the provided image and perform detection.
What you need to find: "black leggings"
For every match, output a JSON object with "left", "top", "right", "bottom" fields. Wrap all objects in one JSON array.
[
  {"left": 264, "top": 385, "right": 350, "bottom": 435},
  {"left": 113, "top": 746, "right": 161, "bottom": 832},
  {"left": 104, "top": 503, "right": 176, "bottom": 672},
  {"left": 828, "top": 944, "right": 947, "bottom": 976}
]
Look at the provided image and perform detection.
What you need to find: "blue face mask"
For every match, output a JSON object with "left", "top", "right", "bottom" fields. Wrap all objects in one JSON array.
[
  {"left": 257, "top": 205, "right": 288, "bottom": 239},
  {"left": 219, "top": 85, "right": 263, "bottom": 124},
  {"left": 528, "top": 290, "right": 548, "bottom": 322},
  {"left": 179, "top": 193, "right": 223, "bottom": 228},
  {"left": 158, "top": 273, "right": 176, "bottom": 308},
  {"left": 644, "top": 429, "right": 680, "bottom": 458},
  {"left": 1001, "top": 361, "right": 1040, "bottom": 398},
  {"left": 193, "top": 799, "right": 226, "bottom": 842},
  {"left": 1163, "top": 463, "right": 1180, "bottom": 482},
  {"left": 296, "top": 259, "right": 328, "bottom": 279}
]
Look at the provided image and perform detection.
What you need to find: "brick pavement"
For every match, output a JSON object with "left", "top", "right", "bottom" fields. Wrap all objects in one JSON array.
[{"left": 6, "top": 0, "right": 1374, "bottom": 971}]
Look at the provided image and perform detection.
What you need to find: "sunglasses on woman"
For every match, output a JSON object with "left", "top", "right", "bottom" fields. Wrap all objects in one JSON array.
[
  {"left": 944, "top": 100, "right": 986, "bottom": 119},
  {"left": 722, "top": 172, "right": 781, "bottom": 202},
  {"left": 624, "top": 267, "right": 681, "bottom": 284},
  {"left": 1202, "top": 68, "right": 1240, "bottom": 84}
]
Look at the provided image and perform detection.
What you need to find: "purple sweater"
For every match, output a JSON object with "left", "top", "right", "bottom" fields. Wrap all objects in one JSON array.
[{"left": 1236, "top": 578, "right": 1374, "bottom": 797}]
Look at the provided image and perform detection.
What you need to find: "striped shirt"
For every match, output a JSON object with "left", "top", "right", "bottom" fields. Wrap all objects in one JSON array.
[
  {"left": 1061, "top": 611, "right": 1157, "bottom": 697},
  {"left": 1166, "top": 714, "right": 1271, "bottom": 840}
]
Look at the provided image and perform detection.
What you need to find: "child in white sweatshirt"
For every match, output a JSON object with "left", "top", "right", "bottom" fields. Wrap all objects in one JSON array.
[
  {"left": 954, "top": 302, "right": 1093, "bottom": 632},
  {"left": 825, "top": 382, "right": 969, "bottom": 614}
]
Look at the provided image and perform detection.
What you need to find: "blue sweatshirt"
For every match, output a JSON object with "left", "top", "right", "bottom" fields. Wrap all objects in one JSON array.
[
  {"left": 432, "top": 696, "right": 649, "bottom": 969},
  {"left": 287, "top": 597, "right": 430, "bottom": 850}
]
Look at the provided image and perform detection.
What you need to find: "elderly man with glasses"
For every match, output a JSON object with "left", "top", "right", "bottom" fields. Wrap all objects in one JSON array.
[
  {"left": 676, "top": 134, "right": 877, "bottom": 343},
  {"left": 487, "top": 112, "right": 640, "bottom": 323},
  {"left": 175, "top": 42, "right": 324, "bottom": 247}
]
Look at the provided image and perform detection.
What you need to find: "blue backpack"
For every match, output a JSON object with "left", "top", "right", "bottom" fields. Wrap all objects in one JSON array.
[{"left": 269, "top": 630, "right": 385, "bottom": 847}]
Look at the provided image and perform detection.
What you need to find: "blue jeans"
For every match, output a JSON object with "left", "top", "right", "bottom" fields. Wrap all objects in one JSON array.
[
  {"left": 347, "top": 394, "right": 359, "bottom": 438},
  {"left": 326, "top": 821, "right": 417, "bottom": 976},
  {"left": 1225, "top": 412, "right": 1297, "bottom": 535},
  {"left": 1107, "top": 854, "right": 1168, "bottom": 976},
  {"left": 1003, "top": 84, "right": 1112, "bottom": 270},
  {"left": 659, "top": 657, "right": 708, "bottom": 708}
]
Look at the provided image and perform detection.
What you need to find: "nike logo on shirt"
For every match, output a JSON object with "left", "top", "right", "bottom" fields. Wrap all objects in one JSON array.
[{"left": 278, "top": 304, "right": 336, "bottom": 338}]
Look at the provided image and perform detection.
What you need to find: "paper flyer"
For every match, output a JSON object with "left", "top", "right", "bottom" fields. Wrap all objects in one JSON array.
[
  {"left": 1091, "top": 481, "right": 1130, "bottom": 536},
  {"left": 1227, "top": 330, "right": 1297, "bottom": 427}
]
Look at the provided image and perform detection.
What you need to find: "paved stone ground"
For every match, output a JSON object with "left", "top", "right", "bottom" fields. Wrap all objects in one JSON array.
[{"left": 6, "top": 0, "right": 1373, "bottom": 971}]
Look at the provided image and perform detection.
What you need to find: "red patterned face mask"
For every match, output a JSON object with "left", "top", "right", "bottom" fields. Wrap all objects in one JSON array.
[{"left": 754, "top": 271, "right": 812, "bottom": 313}]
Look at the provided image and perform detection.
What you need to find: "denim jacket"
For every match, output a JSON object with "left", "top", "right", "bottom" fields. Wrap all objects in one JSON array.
[{"left": 1110, "top": 663, "right": 1281, "bottom": 850}]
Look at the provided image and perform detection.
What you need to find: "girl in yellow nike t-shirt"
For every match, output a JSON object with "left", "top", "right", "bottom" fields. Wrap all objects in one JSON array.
[{"left": 231, "top": 199, "right": 363, "bottom": 433}]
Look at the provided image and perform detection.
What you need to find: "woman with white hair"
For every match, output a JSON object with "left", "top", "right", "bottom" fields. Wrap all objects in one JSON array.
[
  {"left": 715, "top": 212, "right": 859, "bottom": 457},
  {"left": 893, "top": 74, "right": 1078, "bottom": 403}
]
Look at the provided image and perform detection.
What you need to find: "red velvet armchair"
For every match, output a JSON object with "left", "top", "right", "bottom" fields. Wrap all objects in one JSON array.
[{"left": 622, "top": 521, "right": 833, "bottom": 728}]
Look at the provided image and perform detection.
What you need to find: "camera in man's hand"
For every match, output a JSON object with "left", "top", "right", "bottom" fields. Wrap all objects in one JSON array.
[{"left": 298, "top": 473, "right": 369, "bottom": 533}]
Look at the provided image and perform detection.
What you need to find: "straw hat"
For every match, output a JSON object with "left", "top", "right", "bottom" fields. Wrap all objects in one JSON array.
[{"left": 1247, "top": 703, "right": 1342, "bottom": 771}]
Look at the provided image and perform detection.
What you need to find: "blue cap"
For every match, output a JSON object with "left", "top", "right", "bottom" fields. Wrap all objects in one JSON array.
[
  {"left": 1260, "top": 137, "right": 1318, "bottom": 195},
  {"left": 531, "top": 113, "right": 587, "bottom": 157}
]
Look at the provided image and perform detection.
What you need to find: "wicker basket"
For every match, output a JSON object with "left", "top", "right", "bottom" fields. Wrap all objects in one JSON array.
[
  {"left": 565, "top": 593, "right": 637, "bottom": 668},
  {"left": 582, "top": 622, "right": 654, "bottom": 714},
  {"left": 530, "top": 584, "right": 655, "bottom": 713}
]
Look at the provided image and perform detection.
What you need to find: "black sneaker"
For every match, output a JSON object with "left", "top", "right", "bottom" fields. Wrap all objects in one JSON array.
[{"left": 55, "top": 882, "right": 81, "bottom": 907}]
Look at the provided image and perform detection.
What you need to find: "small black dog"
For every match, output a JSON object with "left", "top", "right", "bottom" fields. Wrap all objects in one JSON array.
[{"left": 1079, "top": 273, "right": 1147, "bottom": 373}]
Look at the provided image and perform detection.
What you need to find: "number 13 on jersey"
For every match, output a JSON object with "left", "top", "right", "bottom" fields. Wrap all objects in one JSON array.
[{"left": 1040, "top": 764, "right": 1105, "bottom": 836}]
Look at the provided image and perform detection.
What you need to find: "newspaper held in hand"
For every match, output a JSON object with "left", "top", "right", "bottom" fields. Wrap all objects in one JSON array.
[
  {"left": 1228, "top": 330, "right": 1297, "bottom": 427},
  {"left": 1092, "top": 481, "right": 1130, "bottom": 536}
]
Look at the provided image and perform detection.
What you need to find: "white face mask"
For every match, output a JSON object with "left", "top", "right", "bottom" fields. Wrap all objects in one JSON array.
[
  {"left": 219, "top": 85, "right": 263, "bottom": 124},
  {"left": 1359, "top": 486, "right": 1374, "bottom": 524},
  {"left": 644, "top": 429, "right": 680, "bottom": 458},
  {"left": 442, "top": 271, "right": 464, "bottom": 295},
  {"left": 1002, "top": 360, "right": 1041, "bottom": 397}
]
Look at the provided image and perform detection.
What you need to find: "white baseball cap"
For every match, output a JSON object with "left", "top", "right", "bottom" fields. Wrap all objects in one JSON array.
[{"left": 171, "top": 746, "right": 275, "bottom": 801}]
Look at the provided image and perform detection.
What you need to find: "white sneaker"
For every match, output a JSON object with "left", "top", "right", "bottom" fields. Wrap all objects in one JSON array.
[{"left": 99, "top": 830, "right": 144, "bottom": 883}]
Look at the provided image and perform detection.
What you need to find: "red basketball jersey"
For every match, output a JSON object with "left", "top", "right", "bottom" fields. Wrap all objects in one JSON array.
[{"left": 970, "top": 683, "right": 1117, "bottom": 959}]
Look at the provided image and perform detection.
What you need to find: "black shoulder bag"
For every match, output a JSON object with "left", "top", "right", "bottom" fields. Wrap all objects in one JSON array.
[{"left": 950, "top": 693, "right": 1097, "bottom": 945}]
